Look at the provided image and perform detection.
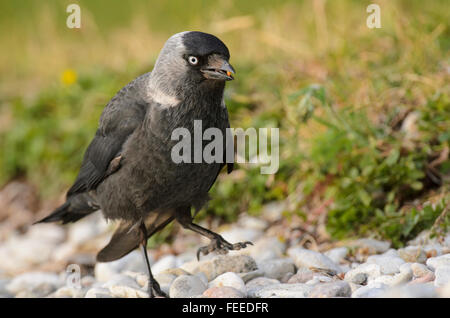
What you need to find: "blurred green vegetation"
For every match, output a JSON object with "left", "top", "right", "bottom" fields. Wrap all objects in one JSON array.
[{"left": 0, "top": 0, "right": 449, "bottom": 246}]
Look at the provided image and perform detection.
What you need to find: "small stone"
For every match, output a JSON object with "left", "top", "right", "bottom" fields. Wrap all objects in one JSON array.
[
  {"left": 325, "top": 247, "right": 348, "bottom": 264},
  {"left": 349, "top": 273, "right": 368, "bottom": 285},
  {"left": 344, "top": 263, "right": 381, "bottom": 283},
  {"left": 67, "top": 219, "right": 100, "bottom": 245},
  {"left": 438, "top": 281, "right": 450, "bottom": 297},
  {"left": 102, "top": 273, "right": 143, "bottom": 292},
  {"left": 411, "top": 263, "right": 433, "bottom": 278},
  {"left": 0, "top": 279, "right": 12, "bottom": 297},
  {"left": 51, "top": 286, "right": 86, "bottom": 298},
  {"left": 95, "top": 250, "right": 149, "bottom": 282},
  {"left": 254, "top": 283, "right": 313, "bottom": 298},
  {"left": 410, "top": 273, "right": 435, "bottom": 284},
  {"left": 153, "top": 255, "right": 177, "bottom": 275},
  {"left": 397, "top": 246, "right": 427, "bottom": 263},
  {"left": 309, "top": 281, "right": 351, "bottom": 298},
  {"left": 6, "top": 272, "right": 62, "bottom": 297},
  {"left": 305, "top": 275, "right": 334, "bottom": 285},
  {"left": 203, "top": 286, "right": 245, "bottom": 298},
  {"left": 366, "top": 254, "right": 405, "bottom": 275},
  {"left": 109, "top": 285, "right": 148, "bottom": 298},
  {"left": 188, "top": 255, "right": 258, "bottom": 281},
  {"left": 194, "top": 272, "right": 209, "bottom": 285},
  {"left": 169, "top": 275, "right": 207, "bottom": 298},
  {"left": 246, "top": 277, "right": 280, "bottom": 298},
  {"left": 426, "top": 254, "right": 450, "bottom": 271},
  {"left": 349, "top": 283, "right": 362, "bottom": 293},
  {"left": 238, "top": 270, "right": 264, "bottom": 283},
  {"left": 350, "top": 239, "right": 391, "bottom": 254},
  {"left": 236, "top": 237, "right": 286, "bottom": 262},
  {"left": 287, "top": 247, "right": 342, "bottom": 273},
  {"left": 258, "top": 258, "right": 296, "bottom": 281},
  {"left": 85, "top": 287, "right": 113, "bottom": 298},
  {"left": 219, "top": 227, "right": 262, "bottom": 245},
  {"left": 351, "top": 283, "right": 387, "bottom": 298},
  {"left": 434, "top": 267, "right": 450, "bottom": 287},
  {"left": 209, "top": 272, "right": 246, "bottom": 295},
  {"left": 153, "top": 273, "right": 177, "bottom": 295},
  {"left": 287, "top": 268, "right": 314, "bottom": 284},
  {"left": 159, "top": 268, "right": 190, "bottom": 276},
  {"left": 369, "top": 270, "right": 413, "bottom": 287},
  {"left": 81, "top": 275, "right": 96, "bottom": 288},
  {"left": 379, "top": 283, "right": 437, "bottom": 298}
]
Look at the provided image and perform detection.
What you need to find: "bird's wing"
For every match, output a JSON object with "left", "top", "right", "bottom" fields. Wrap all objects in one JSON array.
[{"left": 67, "top": 79, "right": 148, "bottom": 197}]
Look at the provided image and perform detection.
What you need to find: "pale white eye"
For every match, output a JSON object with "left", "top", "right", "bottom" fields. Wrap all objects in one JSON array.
[{"left": 188, "top": 56, "right": 198, "bottom": 65}]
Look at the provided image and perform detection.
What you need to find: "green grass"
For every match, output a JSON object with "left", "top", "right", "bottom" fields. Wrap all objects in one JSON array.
[{"left": 0, "top": 0, "right": 449, "bottom": 245}]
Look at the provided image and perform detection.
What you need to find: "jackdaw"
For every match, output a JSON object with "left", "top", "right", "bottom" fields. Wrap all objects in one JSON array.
[{"left": 35, "top": 31, "right": 252, "bottom": 297}]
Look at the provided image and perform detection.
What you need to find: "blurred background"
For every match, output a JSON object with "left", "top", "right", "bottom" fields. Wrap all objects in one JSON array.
[{"left": 0, "top": 0, "right": 449, "bottom": 276}]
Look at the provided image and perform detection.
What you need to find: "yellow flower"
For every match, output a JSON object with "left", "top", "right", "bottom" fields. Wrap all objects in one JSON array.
[{"left": 61, "top": 69, "right": 77, "bottom": 86}]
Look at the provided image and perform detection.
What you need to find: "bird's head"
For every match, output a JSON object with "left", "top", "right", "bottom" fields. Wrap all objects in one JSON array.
[{"left": 150, "top": 31, "right": 235, "bottom": 99}]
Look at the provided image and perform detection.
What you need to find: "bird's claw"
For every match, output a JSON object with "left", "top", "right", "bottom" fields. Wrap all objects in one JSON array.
[
  {"left": 147, "top": 279, "right": 168, "bottom": 298},
  {"left": 196, "top": 237, "right": 253, "bottom": 260}
]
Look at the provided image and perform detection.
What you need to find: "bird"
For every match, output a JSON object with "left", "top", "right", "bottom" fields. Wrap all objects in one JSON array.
[{"left": 35, "top": 31, "right": 253, "bottom": 297}]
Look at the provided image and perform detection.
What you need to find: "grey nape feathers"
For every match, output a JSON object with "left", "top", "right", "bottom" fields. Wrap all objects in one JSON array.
[{"left": 36, "top": 31, "right": 252, "bottom": 297}]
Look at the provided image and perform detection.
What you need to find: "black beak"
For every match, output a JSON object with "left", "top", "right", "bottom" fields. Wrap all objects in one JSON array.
[{"left": 201, "top": 55, "right": 235, "bottom": 81}]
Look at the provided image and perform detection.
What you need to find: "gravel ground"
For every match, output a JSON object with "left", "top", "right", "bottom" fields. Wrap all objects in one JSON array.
[{"left": 0, "top": 203, "right": 449, "bottom": 298}]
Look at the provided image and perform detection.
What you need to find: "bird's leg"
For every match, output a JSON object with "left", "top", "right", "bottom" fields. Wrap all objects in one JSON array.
[
  {"left": 139, "top": 223, "right": 167, "bottom": 298},
  {"left": 175, "top": 210, "right": 252, "bottom": 260}
]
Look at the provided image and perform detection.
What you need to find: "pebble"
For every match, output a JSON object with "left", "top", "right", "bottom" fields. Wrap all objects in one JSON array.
[
  {"left": 287, "top": 268, "right": 314, "bottom": 284},
  {"left": 219, "top": 227, "right": 262, "bottom": 245},
  {"left": 209, "top": 272, "right": 246, "bottom": 295},
  {"left": 85, "top": 287, "right": 114, "bottom": 298},
  {"left": 169, "top": 275, "right": 207, "bottom": 298},
  {"left": 366, "top": 254, "right": 405, "bottom": 275},
  {"left": 246, "top": 277, "right": 280, "bottom": 298},
  {"left": 410, "top": 263, "right": 434, "bottom": 277},
  {"left": 152, "top": 255, "right": 177, "bottom": 275},
  {"left": 379, "top": 283, "right": 437, "bottom": 298},
  {"left": 6, "top": 272, "right": 62, "bottom": 297},
  {"left": 305, "top": 275, "right": 334, "bottom": 285},
  {"left": 368, "top": 265, "right": 413, "bottom": 287},
  {"left": 325, "top": 247, "right": 348, "bottom": 264},
  {"left": 344, "top": 263, "right": 381, "bottom": 283},
  {"left": 350, "top": 238, "right": 391, "bottom": 254},
  {"left": 434, "top": 267, "right": 450, "bottom": 287},
  {"left": 438, "top": 281, "right": 450, "bottom": 297},
  {"left": 426, "top": 254, "right": 450, "bottom": 271},
  {"left": 50, "top": 286, "right": 86, "bottom": 298},
  {"left": 351, "top": 283, "right": 387, "bottom": 298},
  {"left": 309, "top": 281, "right": 351, "bottom": 298},
  {"left": 203, "top": 286, "right": 245, "bottom": 298},
  {"left": 287, "top": 247, "right": 342, "bottom": 273},
  {"left": 94, "top": 250, "right": 149, "bottom": 282},
  {"left": 238, "top": 270, "right": 264, "bottom": 283},
  {"left": 258, "top": 258, "right": 296, "bottom": 281},
  {"left": 186, "top": 255, "right": 258, "bottom": 281},
  {"left": 410, "top": 272, "right": 435, "bottom": 284},
  {"left": 153, "top": 273, "right": 176, "bottom": 295},
  {"left": 236, "top": 237, "right": 286, "bottom": 262},
  {"left": 109, "top": 285, "right": 148, "bottom": 298},
  {"left": 254, "top": 283, "right": 313, "bottom": 298},
  {"left": 397, "top": 246, "right": 427, "bottom": 263}
]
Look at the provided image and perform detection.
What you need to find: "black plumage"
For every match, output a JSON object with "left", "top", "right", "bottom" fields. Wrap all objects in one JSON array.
[{"left": 36, "top": 31, "right": 251, "bottom": 297}]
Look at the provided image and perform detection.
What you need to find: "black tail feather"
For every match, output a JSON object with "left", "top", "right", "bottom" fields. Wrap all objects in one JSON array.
[{"left": 34, "top": 193, "right": 98, "bottom": 225}]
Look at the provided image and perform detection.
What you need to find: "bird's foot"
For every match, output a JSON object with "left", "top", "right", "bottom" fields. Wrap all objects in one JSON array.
[
  {"left": 197, "top": 236, "right": 253, "bottom": 260},
  {"left": 147, "top": 278, "right": 168, "bottom": 298}
]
